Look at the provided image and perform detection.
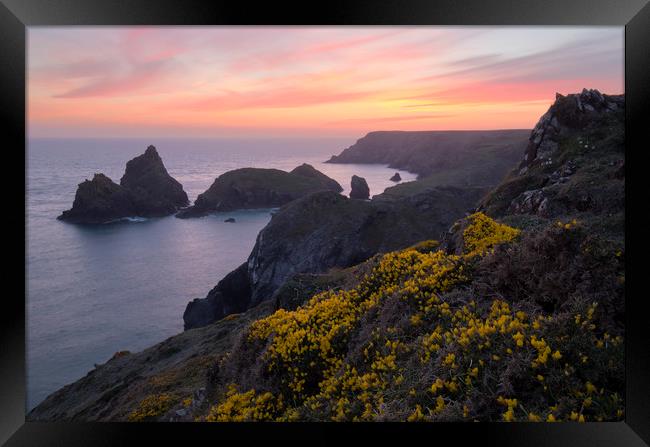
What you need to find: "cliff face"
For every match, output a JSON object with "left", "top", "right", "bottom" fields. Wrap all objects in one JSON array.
[
  {"left": 176, "top": 166, "right": 342, "bottom": 218},
  {"left": 184, "top": 186, "right": 486, "bottom": 329},
  {"left": 326, "top": 129, "right": 530, "bottom": 180},
  {"left": 58, "top": 146, "right": 188, "bottom": 224}
]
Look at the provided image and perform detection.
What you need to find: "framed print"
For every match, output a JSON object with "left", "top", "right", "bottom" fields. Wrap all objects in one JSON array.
[{"left": 1, "top": 0, "right": 648, "bottom": 445}]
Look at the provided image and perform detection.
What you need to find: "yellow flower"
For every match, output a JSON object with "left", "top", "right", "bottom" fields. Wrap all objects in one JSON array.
[
  {"left": 512, "top": 331, "right": 525, "bottom": 347},
  {"left": 528, "top": 412, "right": 541, "bottom": 422},
  {"left": 552, "top": 350, "right": 562, "bottom": 361}
]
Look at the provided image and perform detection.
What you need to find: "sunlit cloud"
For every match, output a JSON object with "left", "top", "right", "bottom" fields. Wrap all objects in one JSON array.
[{"left": 28, "top": 26, "right": 624, "bottom": 138}]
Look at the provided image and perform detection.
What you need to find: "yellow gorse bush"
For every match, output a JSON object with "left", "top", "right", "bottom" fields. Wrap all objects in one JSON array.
[
  {"left": 205, "top": 213, "right": 623, "bottom": 422},
  {"left": 128, "top": 393, "right": 175, "bottom": 422},
  {"left": 462, "top": 212, "right": 521, "bottom": 257},
  {"left": 202, "top": 385, "right": 293, "bottom": 422}
]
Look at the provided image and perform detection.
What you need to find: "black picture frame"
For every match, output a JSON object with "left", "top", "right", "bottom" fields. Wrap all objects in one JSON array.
[{"left": 1, "top": 0, "right": 647, "bottom": 445}]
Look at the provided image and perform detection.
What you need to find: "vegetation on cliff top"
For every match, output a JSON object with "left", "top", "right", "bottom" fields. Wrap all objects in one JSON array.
[{"left": 184, "top": 213, "right": 624, "bottom": 422}]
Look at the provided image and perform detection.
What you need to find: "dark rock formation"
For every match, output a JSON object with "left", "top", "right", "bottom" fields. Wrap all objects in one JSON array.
[
  {"left": 290, "top": 163, "right": 343, "bottom": 192},
  {"left": 349, "top": 175, "right": 369, "bottom": 199},
  {"left": 120, "top": 145, "right": 189, "bottom": 216},
  {"left": 184, "top": 186, "right": 486, "bottom": 329},
  {"left": 224, "top": 217, "right": 236, "bottom": 223},
  {"left": 58, "top": 146, "right": 188, "bottom": 224},
  {"left": 326, "top": 129, "right": 529, "bottom": 179},
  {"left": 184, "top": 263, "right": 251, "bottom": 330},
  {"left": 176, "top": 166, "right": 342, "bottom": 218},
  {"left": 480, "top": 89, "right": 624, "bottom": 221},
  {"left": 57, "top": 174, "right": 136, "bottom": 224},
  {"left": 519, "top": 89, "right": 624, "bottom": 172},
  {"left": 390, "top": 172, "right": 402, "bottom": 182}
]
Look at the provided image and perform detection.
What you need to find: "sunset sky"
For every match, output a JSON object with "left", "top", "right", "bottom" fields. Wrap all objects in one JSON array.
[{"left": 28, "top": 27, "right": 624, "bottom": 138}]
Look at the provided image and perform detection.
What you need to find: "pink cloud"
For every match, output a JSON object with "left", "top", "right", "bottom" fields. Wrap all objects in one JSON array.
[{"left": 53, "top": 59, "right": 176, "bottom": 98}]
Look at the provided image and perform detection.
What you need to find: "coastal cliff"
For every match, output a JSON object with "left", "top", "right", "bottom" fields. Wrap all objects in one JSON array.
[
  {"left": 184, "top": 185, "right": 485, "bottom": 329},
  {"left": 326, "top": 129, "right": 530, "bottom": 180},
  {"left": 32, "top": 90, "right": 625, "bottom": 423}
]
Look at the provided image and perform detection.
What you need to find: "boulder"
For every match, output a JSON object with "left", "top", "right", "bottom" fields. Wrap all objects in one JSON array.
[
  {"left": 349, "top": 175, "right": 370, "bottom": 199},
  {"left": 224, "top": 217, "right": 236, "bottom": 223},
  {"left": 390, "top": 172, "right": 402, "bottom": 182}
]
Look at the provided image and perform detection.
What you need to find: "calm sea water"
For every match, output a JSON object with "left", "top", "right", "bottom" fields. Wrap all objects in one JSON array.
[{"left": 26, "top": 137, "right": 418, "bottom": 410}]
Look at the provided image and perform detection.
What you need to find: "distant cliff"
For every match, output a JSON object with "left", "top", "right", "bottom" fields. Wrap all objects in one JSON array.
[
  {"left": 58, "top": 145, "right": 188, "bottom": 224},
  {"left": 326, "top": 129, "right": 530, "bottom": 181}
]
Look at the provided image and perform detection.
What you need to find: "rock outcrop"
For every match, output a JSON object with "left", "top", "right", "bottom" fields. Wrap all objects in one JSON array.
[
  {"left": 176, "top": 166, "right": 342, "bottom": 218},
  {"left": 349, "top": 175, "right": 370, "bottom": 199},
  {"left": 519, "top": 89, "right": 624, "bottom": 173},
  {"left": 184, "top": 186, "right": 486, "bottom": 329},
  {"left": 390, "top": 172, "right": 402, "bottom": 182},
  {"left": 58, "top": 146, "right": 188, "bottom": 224},
  {"left": 184, "top": 263, "right": 251, "bottom": 330},
  {"left": 480, "top": 89, "right": 624, "bottom": 221}
]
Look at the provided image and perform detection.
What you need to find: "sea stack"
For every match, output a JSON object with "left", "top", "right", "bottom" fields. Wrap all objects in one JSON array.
[
  {"left": 350, "top": 175, "right": 370, "bottom": 200},
  {"left": 57, "top": 173, "right": 136, "bottom": 224},
  {"left": 390, "top": 172, "right": 402, "bottom": 182},
  {"left": 58, "top": 145, "right": 189, "bottom": 224},
  {"left": 120, "top": 145, "right": 189, "bottom": 216}
]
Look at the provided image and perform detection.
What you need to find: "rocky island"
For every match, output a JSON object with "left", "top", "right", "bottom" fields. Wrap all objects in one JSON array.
[
  {"left": 58, "top": 145, "right": 188, "bottom": 224},
  {"left": 176, "top": 165, "right": 342, "bottom": 218}
]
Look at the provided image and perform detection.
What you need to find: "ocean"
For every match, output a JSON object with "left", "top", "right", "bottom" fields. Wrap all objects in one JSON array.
[{"left": 26, "top": 137, "right": 418, "bottom": 411}]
